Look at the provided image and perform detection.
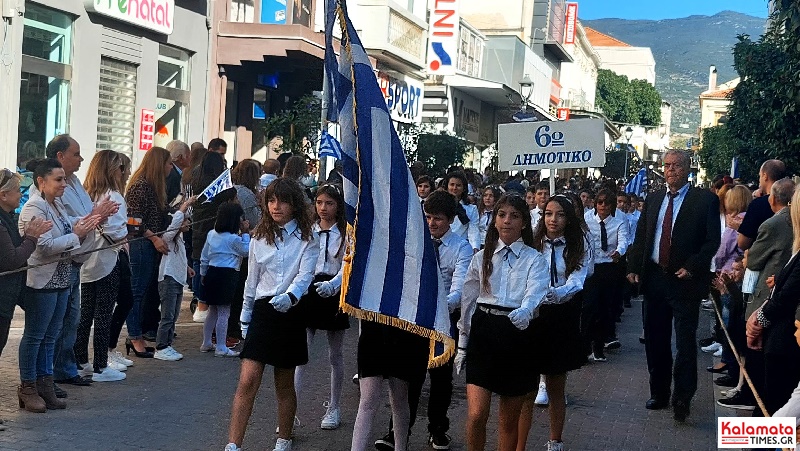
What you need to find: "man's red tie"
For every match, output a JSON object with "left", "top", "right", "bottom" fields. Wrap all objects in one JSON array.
[{"left": 658, "top": 192, "right": 677, "bottom": 269}]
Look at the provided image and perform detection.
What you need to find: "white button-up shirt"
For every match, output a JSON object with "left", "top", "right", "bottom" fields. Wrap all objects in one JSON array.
[
  {"left": 435, "top": 229, "right": 473, "bottom": 302},
  {"left": 314, "top": 222, "right": 345, "bottom": 290},
  {"left": 450, "top": 202, "right": 480, "bottom": 251},
  {"left": 541, "top": 236, "right": 590, "bottom": 304},
  {"left": 459, "top": 239, "right": 548, "bottom": 346},
  {"left": 200, "top": 230, "right": 250, "bottom": 275},
  {"left": 158, "top": 210, "right": 189, "bottom": 285},
  {"left": 584, "top": 211, "right": 628, "bottom": 264},
  {"left": 651, "top": 183, "right": 691, "bottom": 265}
]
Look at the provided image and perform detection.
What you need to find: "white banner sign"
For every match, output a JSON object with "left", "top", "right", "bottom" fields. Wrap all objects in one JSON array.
[
  {"left": 427, "top": 0, "right": 459, "bottom": 75},
  {"left": 498, "top": 118, "right": 605, "bottom": 171},
  {"left": 85, "top": 0, "right": 174, "bottom": 35}
]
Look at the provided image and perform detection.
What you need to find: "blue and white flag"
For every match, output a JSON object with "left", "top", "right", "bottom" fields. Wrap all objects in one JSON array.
[
  {"left": 730, "top": 157, "right": 739, "bottom": 179},
  {"left": 325, "top": 0, "right": 453, "bottom": 366},
  {"left": 319, "top": 129, "right": 343, "bottom": 160},
  {"left": 625, "top": 168, "right": 647, "bottom": 196},
  {"left": 200, "top": 168, "right": 233, "bottom": 203}
]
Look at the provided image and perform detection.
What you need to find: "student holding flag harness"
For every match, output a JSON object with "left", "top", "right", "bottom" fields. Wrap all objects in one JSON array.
[
  {"left": 225, "top": 178, "right": 319, "bottom": 451},
  {"left": 457, "top": 194, "right": 549, "bottom": 451}
]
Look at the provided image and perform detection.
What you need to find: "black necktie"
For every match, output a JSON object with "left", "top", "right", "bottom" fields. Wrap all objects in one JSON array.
[
  {"left": 319, "top": 230, "right": 331, "bottom": 262},
  {"left": 502, "top": 246, "right": 513, "bottom": 268},
  {"left": 433, "top": 238, "right": 442, "bottom": 264},
  {"left": 600, "top": 219, "right": 608, "bottom": 252},
  {"left": 546, "top": 239, "right": 564, "bottom": 287}
]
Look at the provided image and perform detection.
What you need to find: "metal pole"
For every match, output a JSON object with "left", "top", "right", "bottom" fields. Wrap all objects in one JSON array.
[
  {"left": 318, "top": 62, "right": 329, "bottom": 184},
  {"left": 624, "top": 138, "right": 630, "bottom": 182}
]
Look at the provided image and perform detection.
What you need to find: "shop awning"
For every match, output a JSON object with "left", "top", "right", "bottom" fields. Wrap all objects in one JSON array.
[
  {"left": 443, "top": 74, "right": 555, "bottom": 120},
  {"left": 216, "top": 23, "right": 326, "bottom": 66}
]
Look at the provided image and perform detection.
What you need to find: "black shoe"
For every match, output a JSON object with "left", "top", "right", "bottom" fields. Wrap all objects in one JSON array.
[
  {"left": 53, "top": 383, "right": 67, "bottom": 399},
  {"left": 706, "top": 363, "right": 728, "bottom": 374},
  {"left": 624, "top": 299, "right": 632, "bottom": 308},
  {"left": 698, "top": 337, "right": 715, "bottom": 347},
  {"left": 673, "top": 401, "right": 690, "bottom": 422},
  {"left": 714, "top": 375, "right": 737, "bottom": 387},
  {"left": 639, "top": 336, "right": 646, "bottom": 344},
  {"left": 54, "top": 375, "right": 92, "bottom": 386},
  {"left": 429, "top": 432, "right": 451, "bottom": 450},
  {"left": 604, "top": 339, "right": 621, "bottom": 350},
  {"left": 717, "top": 393, "right": 756, "bottom": 411},
  {"left": 374, "top": 432, "right": 394, "bottom": 451},
  {"left": 645, "top": 398, "right": 669, "bottom": 410}
]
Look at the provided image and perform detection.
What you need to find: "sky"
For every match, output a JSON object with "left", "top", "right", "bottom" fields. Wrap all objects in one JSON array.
[{"left": 577, "top": 0, "right": 769, "bottom": 21}]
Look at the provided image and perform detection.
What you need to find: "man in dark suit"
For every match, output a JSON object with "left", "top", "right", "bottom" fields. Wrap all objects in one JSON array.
[
  {"left": 165, "top": 140, "right": 190, "bottom": 205},
  {"left": 626, "top": 150, "right": 721, "bottom": 422}
]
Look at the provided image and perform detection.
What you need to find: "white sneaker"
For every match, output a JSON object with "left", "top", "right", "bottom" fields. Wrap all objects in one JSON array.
[
  {"left": 154, "top": 347, "right": 183, "bottom": 361},
  {"left": 713, "top": 347, "right": 723, "bottom": 357},
  {"left": 273, "top": 438, "right": 292, "bottom": 451},
  {"left": 320, "top": 403, "right": 340, "bottom": 430},
  {"left": 78, "top": 362, "right": 93, "bottom": 377},
  {"left": 199, "top": 344, "right": 215, "bottom": 353},
  {"left": 215, "top": 348, "right": 240, "bottom": 357},
  {"left": 546, "top": 440, "right": 564, "bottom": 451},
  {"left": 169, "top": 347, "right": 184, "bottom": 360},
  {"left": 701, "top": 342, "right": 721, "bottom": 353},
  {"left": 534, "top": 382, "right": 549, "bottom": 406},
  {"left": 109, "top": 350, "right": 134, "bottom": 367},
  {"left": 92, "top": 367, "right": 126, "bottom": 382},
  {"left": 107, "top": 360, "right": 128, "bottom": 372},
  {"left": 722, "top": 387, "right": 740, "bottom": 398},
  {"left": 224, "top": 444, "right": 241, "bottom": 451},
  {"left": 193, "top": 308, "right": 208, "bottom": 323}
]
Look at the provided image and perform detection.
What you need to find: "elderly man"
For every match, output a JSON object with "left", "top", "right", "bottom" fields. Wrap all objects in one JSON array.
[
  {"left": 44, "top": 135, "right": 117, "bottom": 392},
  {"left": 719, "top": 178, "right": 796, "bottom": 411},
  {"left": 166, "top": 140, "right": 191, "bottom": 205},
  {"left": 627, "top": 150, "right": 720, "bottom": 422}
]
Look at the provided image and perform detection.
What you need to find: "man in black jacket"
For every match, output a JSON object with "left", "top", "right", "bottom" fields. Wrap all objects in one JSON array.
[{"left": 626, "top": 150, "right": 721, "bottom": 422}]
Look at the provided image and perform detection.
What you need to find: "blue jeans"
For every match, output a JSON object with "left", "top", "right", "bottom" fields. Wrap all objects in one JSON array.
[
  {"left": 191, "top": 259, "right": 204, "bottom": 302},
  {"left": 53, "top": 267, "right": 81, "bottom": 380},
  {"left": 19, "top": 288, "right": 70, "bottom": 381},
  {"left": 126, "top": 240, "right": 158, "bottom": 339}
]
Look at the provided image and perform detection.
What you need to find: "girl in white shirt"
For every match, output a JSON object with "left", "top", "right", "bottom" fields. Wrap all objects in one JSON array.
[
  {"left": 226, "top": 178, "right": 319, "bottom": 451},
  {"left": 478, "top": 186, "right": 502, "bottom": 248},
  {"left": 200, "top": 202, "right": 251, "bottom": 357},
  {"left": 517, "top": 195, "right": 591, "bottom": 451},
  {"left": 446, "top": 171, "right": 480, "bottom": 252},
  {"left": 294, "top": 184, "right": 348, "bottom": 430},
  {"left": 456, "top": 194, "right": 549, "bottom": 451}
]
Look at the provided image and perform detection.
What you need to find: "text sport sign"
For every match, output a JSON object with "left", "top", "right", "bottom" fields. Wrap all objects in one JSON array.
[{"left": 497, "top": 118, "right": 605, "bottom": 171}]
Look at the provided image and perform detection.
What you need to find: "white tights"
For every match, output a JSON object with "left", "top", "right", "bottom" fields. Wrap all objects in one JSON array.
[
  {"left": 351, "top": 376, "right": 410, "bottom": 451},
  {"left": 294, "top": 329, "right": 346, "bottom": 409},
  {"left": 201, "top": 305, "right": 230, "bottom": 352}
]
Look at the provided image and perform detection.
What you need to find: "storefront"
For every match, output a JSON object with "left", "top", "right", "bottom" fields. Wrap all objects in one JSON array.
[{"left": 0, "top": 0, "right": 209, "bottom": 175}]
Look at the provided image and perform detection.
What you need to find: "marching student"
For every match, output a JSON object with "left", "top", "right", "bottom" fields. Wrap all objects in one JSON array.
[
  {"left": 416, "top": 175, "right": 433, "bottom": 206},
  {"left": 517, "top": 195, "right": 590, "bottom": 451},
  {"left": 200, "top": 202, "right": 251, "bottom": 358},
  {"left": 527, "top": 181, "right": 550, "bottom": 233},
  {"left": 457, "top": 194, "right": 549, "bottom": 451},
  {"left": 478, "top": 186, "right": 502, "bottom": 249},
  {"left": 374, "top": 191, "right": 473, "bottom": 450},
  {"left": 225, "top": 178, "right": 319, "bottom": 451},
  {"left": 294, "top": 184, "right": 349, "bottom": 430},
  {"left": 446, "top": 171, "right": 480, "bottom": 252},
  {"left": 152, "top": 196, "right": 196, "bottom": 361}
]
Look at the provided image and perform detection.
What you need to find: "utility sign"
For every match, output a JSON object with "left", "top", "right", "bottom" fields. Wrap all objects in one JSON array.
[
  {"left": 498, "top": 118, "right": 605, "bottom": 170},
  {"left": 427, "top": 0, "right": 459, "bottom": 75}
]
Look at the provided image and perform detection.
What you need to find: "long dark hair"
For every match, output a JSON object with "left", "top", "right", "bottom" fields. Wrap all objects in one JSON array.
[
  {"left": 253, "top": 177, "right": 314, "bottom": 245},
  {"left": 214, "top": 201, "right": 244, "bottom": 234},
  {"left": 481, "top": 194, "right": 534, "bottom": 294},
  {"left": 533, "top": 195, "right": 586, "bottom": 278},
  {"left": 315, "top": 184, "right": 347, "bottom": 258},
  {"left": 446, "top": 171, "right": 471, "bottom": 205},
  {"left": 192, "top": 151, "right": 226, "bottom": 193}
]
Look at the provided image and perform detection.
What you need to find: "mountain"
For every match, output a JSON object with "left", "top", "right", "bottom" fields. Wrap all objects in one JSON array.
[{"left": 584, "top": 11, "right": 766, "bottom": 134}]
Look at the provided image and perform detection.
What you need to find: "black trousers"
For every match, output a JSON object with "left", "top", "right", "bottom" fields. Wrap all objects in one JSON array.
[
  {"left": 75, "top": 265, "right": 120, "bottom": 371},
  {"left": 0, "top": 314, "right": 10, "bottom": 357},
  {"left": 643, "top": 263, "right": 702, "bottom": 404},
  {"left": 765, "top": 350, "right": 800, "bottom": 415},
  {"left": 228, "top": 258, "right": 248, "bottom": 339},
  {"left": 582, "top": 262, "right": 623, "bottom": 353},
  {"left": 108, "top": 251, "right": 134, "bottom": 349}
]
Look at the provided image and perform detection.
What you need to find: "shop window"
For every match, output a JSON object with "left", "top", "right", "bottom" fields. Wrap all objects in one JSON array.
[
  {"left": 96, "top": 58, "right": 138, "bottom": 159},
  {"left": 155, "top": 45, "right": 191, "bottom": 148},
  {"left": 17, "top": 4, "right": 73, "bottom": 168},
  {"left": 230, "top": 0, "right": 255, "bottom": 22}
]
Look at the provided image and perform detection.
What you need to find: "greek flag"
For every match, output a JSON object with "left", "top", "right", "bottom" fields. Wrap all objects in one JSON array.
[
  {"left": 200, "top": 169, "right": 233, "bottom": 203},
  {"left": 325, "top": 0, "right": 454, "bottom": 366},
  {"left": 730, "top": 157, "right": 739, "bottom": 179},
  {"left": 319, "top": 129, "right": 343, "bottom": 160},
  {"left": 625, "top": 168, "right": 647, "bottom": 196}
]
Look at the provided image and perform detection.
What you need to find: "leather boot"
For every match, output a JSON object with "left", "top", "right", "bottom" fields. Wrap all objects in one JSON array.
[
  {"left": 18, "top": 381, "right": 46, "bottom": 413},
  {"left": 36, "top": 376, "right": 66, "bottom": 410}
]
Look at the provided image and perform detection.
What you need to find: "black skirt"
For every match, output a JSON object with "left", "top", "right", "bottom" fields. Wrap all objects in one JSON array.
[
  {"left": 203, "top": 266, "right": 239, "bottom": 306},
  {"left": 529, "top": 294, "right": 586, "bottom": 375},
  {"left": 465, "top": 308, "right": 538, "bottom": 397},
  {"left": 357, "top": 320, "right": 429, "bottom": 383},
  {"left": 239, "top": 297, "right": 308, "bottom": 368},
  {"left": 302, "top": 274, "right": 350, "bottom": 331}
]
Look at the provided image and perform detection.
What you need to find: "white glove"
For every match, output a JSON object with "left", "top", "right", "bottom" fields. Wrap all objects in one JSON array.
[
  {"left": 454, "top": 349, "right": 467, "bottom": 375},
  {"left": 270, "top": 293, "right": 293, "bottom": 313},
  {"left": 544, "top": 288, "right": 558, "bottom": 304},
  {"left": 240, "top": 322, "right": 249, "bottom": 339},
  {"left": 240, "top": 297, "right": 254, "bottom": 323},
  {"left": 446, "top": 293, "right": 460, "bottom": 314},
  {"left": 314, "top": 281, "right": 337, "bottom": 298},
  {"left": 508, "top": 305, "right": 533, "bottom": 330}
]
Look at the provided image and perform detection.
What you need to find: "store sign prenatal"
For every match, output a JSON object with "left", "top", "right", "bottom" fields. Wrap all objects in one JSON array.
[{"left": 85, "top": 0, "right": 174, "bottom": 35}]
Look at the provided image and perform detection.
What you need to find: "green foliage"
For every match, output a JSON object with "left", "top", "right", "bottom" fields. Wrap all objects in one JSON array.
[
  {"left": 400, "top": 122, "right": 467, "bottom": 176},
  {"left": 600, "top": 145, "right": 641, "bottom": 180},
  {"left": 263, "top": 95, "right": 322, "bottom": 154},
  {"left": 717, "top": 3, "right": 800, "bottom": 181},
  {"left": 698, "top": 126, "right": 743, "bottom": 180},
  {"left": 596, "top": 69, "right": 662, "bottom": 126}
]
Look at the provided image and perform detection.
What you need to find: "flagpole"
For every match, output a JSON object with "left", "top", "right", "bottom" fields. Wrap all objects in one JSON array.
[{"left": 318, "top": 0, "right": 332, "bottom": 184}]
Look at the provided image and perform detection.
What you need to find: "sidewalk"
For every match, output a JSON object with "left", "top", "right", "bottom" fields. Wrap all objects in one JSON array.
[{"left": 0, "top": 294, "right": 718, "bottom": 450}]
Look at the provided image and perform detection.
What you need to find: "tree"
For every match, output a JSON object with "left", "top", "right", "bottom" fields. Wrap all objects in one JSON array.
[
  {"left": 596, "top": 69, "right": 662, "bottom": 126},
  {"left": 698, "top": 126, "right": 745, "bottom": 180},
  {"left": 263, "top": 95, "right": 322, "bottom": 155},
  {"left": 400, "top": 121, "right": 467, "bottom": 175}
]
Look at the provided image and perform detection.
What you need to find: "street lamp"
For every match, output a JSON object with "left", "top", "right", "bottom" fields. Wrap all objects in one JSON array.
[
  {"left": 519, "top": 75, "right": 534, "bottom": 111},
  {"left": 623, "top": 126, "right": 633, "bottom": 180}
]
